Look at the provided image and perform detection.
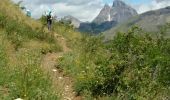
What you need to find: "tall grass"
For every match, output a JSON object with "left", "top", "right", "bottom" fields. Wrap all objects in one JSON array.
[
  {"left": 0, "top": 0, "right": 62, "bottom": 51},
  {"left": 0, "top": 0, "right": 63, "bottom": 99},
  {"left": 0, "top": 45, "right": 59, "bottom": 99}
]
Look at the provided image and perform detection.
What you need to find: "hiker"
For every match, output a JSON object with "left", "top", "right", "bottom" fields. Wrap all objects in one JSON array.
[
  {"left": 26, "top": 9, "right": 31, "bottom": 17},
  {"left": 46, "top": 10, "right": 53, "bottom": 31}
]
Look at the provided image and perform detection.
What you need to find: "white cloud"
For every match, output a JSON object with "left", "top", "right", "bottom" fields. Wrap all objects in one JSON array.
[
  {"left": 132, "top": 0, "right": 170, "bottom": 14},
  {"left": 11, "top": 0, "right": 103, "bottom": 22},
  {"left": 154, "top": 0, "right": 169, "bottom": 3},
  {"left": 11, "top": 0, "right": 170, "bottom": 22}
]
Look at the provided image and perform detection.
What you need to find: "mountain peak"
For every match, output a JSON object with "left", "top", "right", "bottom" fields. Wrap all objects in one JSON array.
[
  {"left": 103, "top": 4, "right": 111, "bottom": 10},
  {"left": 93, "top": 0, "right": 137, "bottom": 24},
  {"left": 104, "top": 4, "right": 110, "bottom": 8},
  {"left": 112, "top": 0, "right": 126, "bottom": 7},
  {"left": 92, "top": 4, "right": 111, "bottom": 24}
]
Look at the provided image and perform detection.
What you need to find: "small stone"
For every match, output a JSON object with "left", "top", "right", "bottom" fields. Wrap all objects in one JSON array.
[
  {"left": 64, "top": 97, "right": 71, "bottom": 100},
  {"left": 15, "top": 98, "right": 23, "bottom": 100},
  {"left": 65, "top": 86, "right": 69, "bottom": 91},
  {"left": 52, "top": 69, "right": 57, "bottom": 72},
  {"left": 58, "top": 77, "right": 63, "bottom": 79},
  {"left": 66, "top": 85, "right": 69, "bottom": 88}
]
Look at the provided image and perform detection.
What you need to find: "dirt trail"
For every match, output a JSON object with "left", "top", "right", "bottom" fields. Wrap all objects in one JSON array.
[{"left": 41, "top": 33, "right": 82, "bottom": 100}]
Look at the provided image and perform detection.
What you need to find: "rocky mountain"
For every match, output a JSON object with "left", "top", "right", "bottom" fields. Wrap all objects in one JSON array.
[
  {"left": 93, "top": 0, "right": 137, "bottom": 24},
  {"left": 63, "top": 15, "right": 81, "bottom": 28},
  {"left": 92, "top": 4, "right": 111, "bottom": 24},
  {"left": 104, "top": 6, "right": 170, "bottom": 40},
  {"left": 79, "top": 0, "right": 138, "bottom": 34}
]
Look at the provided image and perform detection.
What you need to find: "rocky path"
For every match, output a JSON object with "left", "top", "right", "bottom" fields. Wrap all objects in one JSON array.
[{"left": 41, "top": 33, "right": 81, "bottom": 100}]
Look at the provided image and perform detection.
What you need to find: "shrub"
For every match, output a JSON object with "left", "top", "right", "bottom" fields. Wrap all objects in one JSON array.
[
  {"left": 0, "top": 13, "right": 6, "bottom": 28},
  {"left": 0, "top": 45, "right": 8, "bottom": 85},
  {"left": 59, "top": 26, "right": 170, "bottom": 99}
]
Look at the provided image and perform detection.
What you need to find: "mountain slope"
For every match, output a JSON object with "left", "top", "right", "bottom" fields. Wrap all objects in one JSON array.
[
  {"left": 0, "top": 0, "right": 61, "bottom": 99},
  {"left": 0, "top": 0, "right": 81, "bottom": 99},
  {"left": 105, "top": 6, "right": 170, "bottom": 39},
  {"left": 63, "top": 15, "right": 82, "bottom": 28}
]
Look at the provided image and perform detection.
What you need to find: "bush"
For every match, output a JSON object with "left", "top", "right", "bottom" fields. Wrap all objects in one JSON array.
[
  {"left": 0, "top": 13, "right": 6, "bottom": 28},
  {"left": 59, "top": 27, "right": 170, "bottom": 99},
  {"left": 0, "top": 45, "right": 8, "bottom": 85}
]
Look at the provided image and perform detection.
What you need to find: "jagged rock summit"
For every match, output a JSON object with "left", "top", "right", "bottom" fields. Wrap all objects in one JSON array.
[{"left": 93, "top": 0, "right": 138, "bottom": 24}]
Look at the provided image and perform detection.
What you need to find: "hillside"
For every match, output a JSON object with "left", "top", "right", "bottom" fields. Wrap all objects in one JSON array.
[
  {"left": 0, "top": 0, "right": 170, "bottom": 100},
  {"left": 63, "top": 15, "right": 82, "bottom": 28},
  {"left": 0, "top": 0, "right": 81, "bottom": 99},
  {"left": 105, "top": 6, "right": 170, "bottom": 40}
]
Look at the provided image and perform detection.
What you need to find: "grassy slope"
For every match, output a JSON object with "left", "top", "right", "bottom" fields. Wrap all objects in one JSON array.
[
  {"left": 0, "top": 0, "right": 75, "bottom": 99},
  {"left": 0, "top": 0, "right": 42, "bottom": 30},
  {"left": 1, "top": 0, "right": 169, "bottom": 100}
]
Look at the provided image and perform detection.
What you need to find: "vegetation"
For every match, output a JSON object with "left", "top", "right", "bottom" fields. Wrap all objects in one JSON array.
[
  {"left": 0, "top": 0, "right": 170, "bottom": 100},
  {"left": 40, "top": 15, "right": 81, "bottom": 40},
  {"left": 59, "top": 26, "right": 170, "bottom": 99},
  {"left": 1, "top": 12, "right": 62, "bottom": 50},
  {"left": 0, "top": 0, "right": 64, "bottom": 99},
  {"left": 0, "top": 44, "right": 59, "bottom": 99}
]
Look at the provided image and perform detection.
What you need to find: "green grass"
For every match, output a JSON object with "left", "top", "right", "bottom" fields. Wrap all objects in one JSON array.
[
  {"left": 40, "top": 15, "right": 81, "bottom": 49},
  {"left": 1, "top": 0, "right": 170, "bottom": 100},
  {"left": 0, "top": 44, "right": 59, "bottom": 99},
  {"left": 0, "top": 13, "right": 59, "bottom": 50},
  {"left": 0, "top": 0, "right": 65, "bottom": 99}
]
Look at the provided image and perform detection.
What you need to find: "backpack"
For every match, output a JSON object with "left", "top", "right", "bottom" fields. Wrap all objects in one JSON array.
[{"left": 47, "top": 13, "right": 52, "bottom": 21}]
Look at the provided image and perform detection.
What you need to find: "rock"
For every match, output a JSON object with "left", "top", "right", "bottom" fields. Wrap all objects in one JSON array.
[
  {"left": 15, "top": 98, "right": 23, "bottom": 100},
  {"left": 58, "top": 77, "right": 63, "bottom": 80},
  {"left": 52, "top": 69, "right": 57, "bottom": 72},
  {"left": 64, "top": 97, "right": 72, "bottom": 100},
  {"left": 93, "top": 0, "right": 138, "bottom": 24}
]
